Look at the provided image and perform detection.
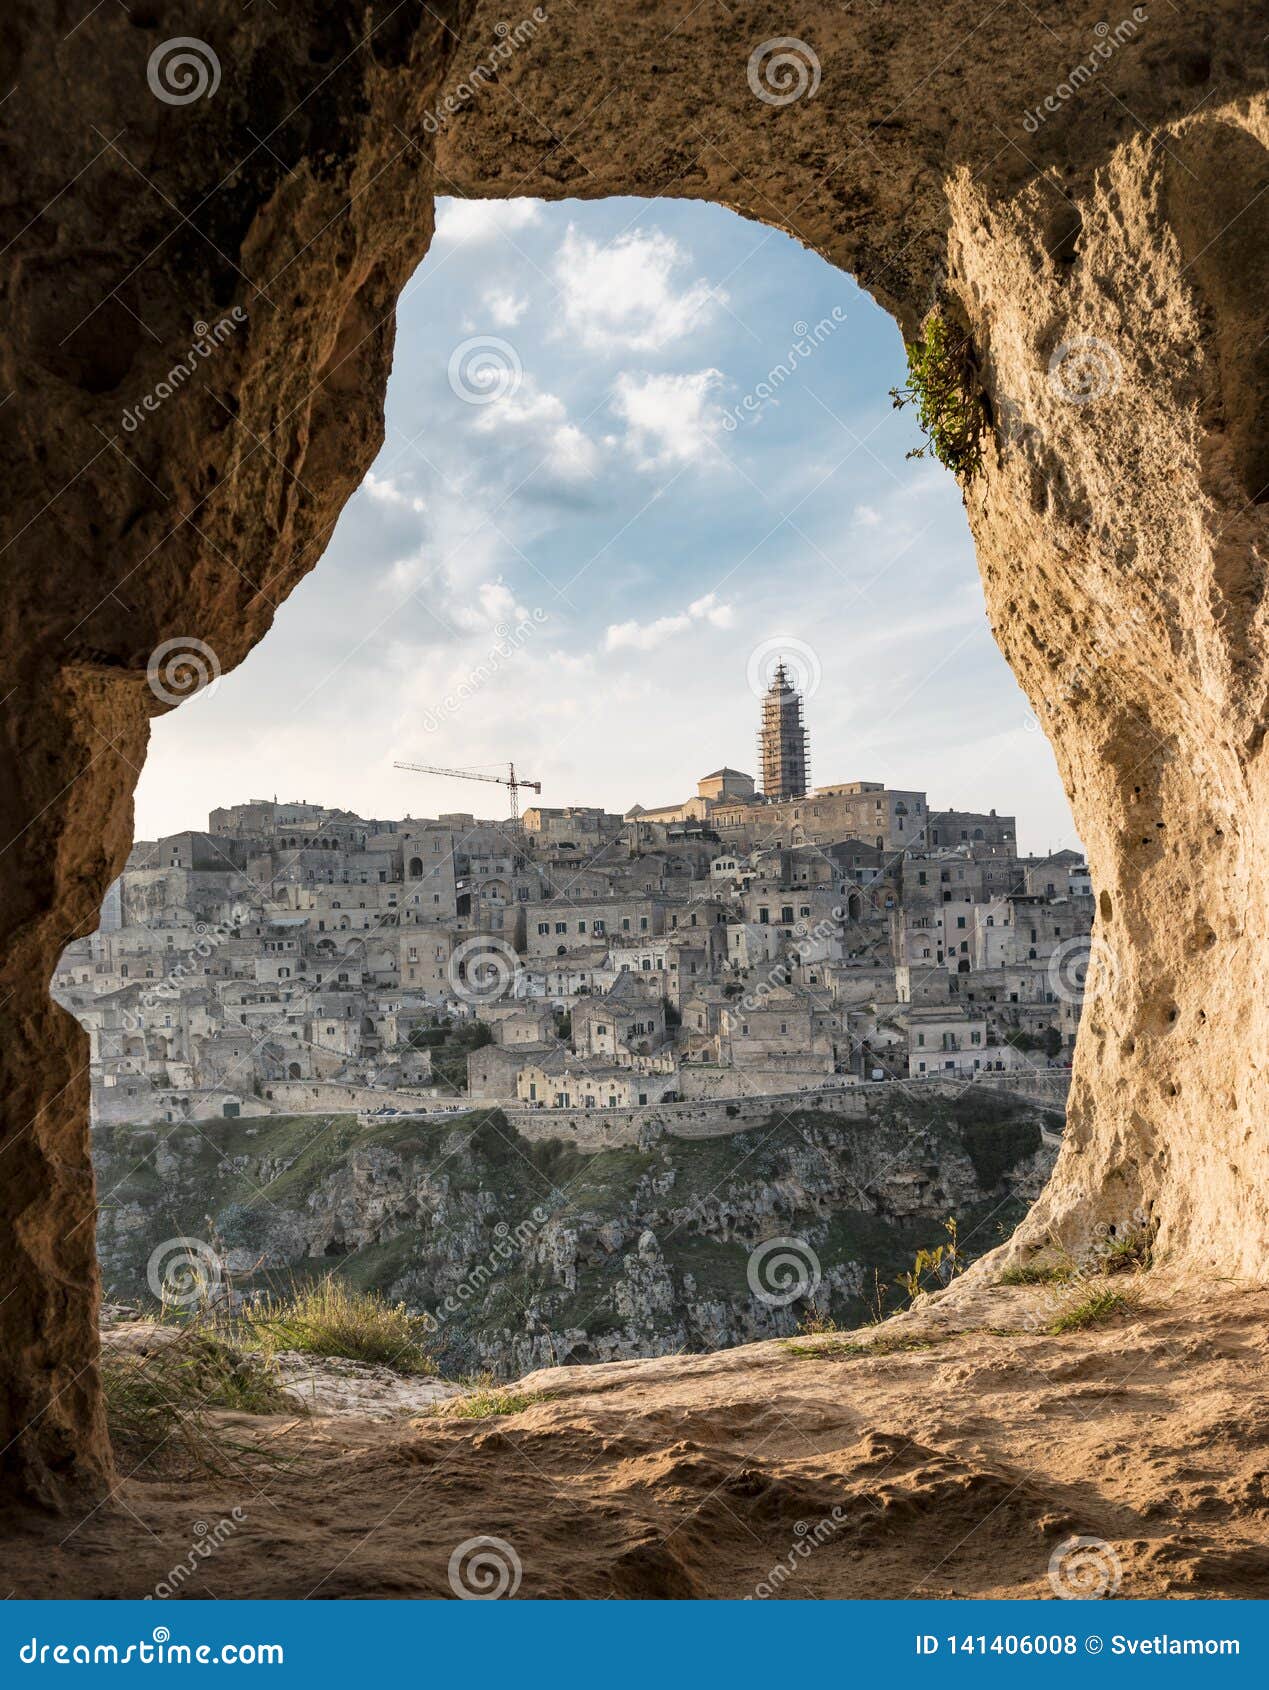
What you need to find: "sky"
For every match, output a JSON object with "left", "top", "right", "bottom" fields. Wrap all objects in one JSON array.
[{"left": 134, "top": 195, "right": 1078, "bottom": 857}]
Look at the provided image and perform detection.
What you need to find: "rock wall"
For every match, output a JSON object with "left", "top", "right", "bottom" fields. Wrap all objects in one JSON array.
[
  {"left": 494, "top": 1073, "right": 1068, "bottom": 1148},
  {"left": 1, "top": 1, "right": 1266, "bottom": 1504},
  {"left": 93, "top": 1097, "right": 1058, "bottom": 1378}
]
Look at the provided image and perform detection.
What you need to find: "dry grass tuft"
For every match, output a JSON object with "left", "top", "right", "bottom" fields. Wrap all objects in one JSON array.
[{"left": 238, "top": 1279, "right": 437, "bottom": 1376}]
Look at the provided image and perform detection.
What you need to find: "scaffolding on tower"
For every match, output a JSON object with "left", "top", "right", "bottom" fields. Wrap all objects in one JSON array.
[{"left": 757, "top": 661, "right": 810, "bottom": 800}]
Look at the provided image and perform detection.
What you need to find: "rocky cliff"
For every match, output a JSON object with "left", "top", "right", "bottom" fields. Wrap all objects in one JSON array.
[{"left": 94, "top": 1094, "right": 1057, "bottom": 1376}]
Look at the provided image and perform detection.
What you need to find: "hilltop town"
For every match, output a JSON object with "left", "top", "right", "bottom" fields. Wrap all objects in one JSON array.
[{"left": 54, "top": 664, "right": 1093, "bottom": 1130}]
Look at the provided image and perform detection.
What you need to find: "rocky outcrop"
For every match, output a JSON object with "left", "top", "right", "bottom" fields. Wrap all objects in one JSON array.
[
  {"left": 1, "top": 2, "right": 1266, "bottom": 1505},
  {"left": 93, "top": 1098, "right": 1056, "bottom": 1377}
]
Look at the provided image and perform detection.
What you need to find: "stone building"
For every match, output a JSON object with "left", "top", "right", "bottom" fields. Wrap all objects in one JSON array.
[
  {"left": 758, "top": 662, "right": 810, "bottom": 799},
  {"left": 54, "top": 655, "right": 1092, "bottom": 1125}
]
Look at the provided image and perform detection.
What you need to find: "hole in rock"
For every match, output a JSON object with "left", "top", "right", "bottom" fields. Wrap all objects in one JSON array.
[{"left": 57, "top": 197, "right": 1093, "bottom": 1383}]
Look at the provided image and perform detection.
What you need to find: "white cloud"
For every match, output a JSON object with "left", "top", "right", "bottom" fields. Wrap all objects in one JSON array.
[
  {"left": 468, "top": 380, "right": 600, "bottom": 481},
  {"left": 483, "top": 288, "right": 529, "bottom": 327},
  {"left": 613, "top": 369, "right": 724, "bottom": 468},
  {"left": 451, "top": 577, "right": 538, "bottom": 634},
  {"left": 853, "top": 503, "right": 881, "bottom": 527},
  {"left": 688, "top": 591, "right": 734, "bottom": 630},
  {"left": 363, "top": 472, "right": 426, "bottom": 513},
  {"left": 471, "top": 380, "right": 566, "bottom": 433},
  {"left": 546, "top": 422, "right": 601, "bottom": 481},
  {"left": 554, "top": 225, "right": 724, "bottom": 351},
  {"left": 605, "top": 589, "right": 735, "bottom": 652},
  {"left": 433, "top": 198, "right": 543, "bottom": 245}
]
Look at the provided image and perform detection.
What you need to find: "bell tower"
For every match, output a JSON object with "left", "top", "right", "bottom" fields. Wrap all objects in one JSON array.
[{"left": 758, "top": 661, "right": 810, "bottom": 799}]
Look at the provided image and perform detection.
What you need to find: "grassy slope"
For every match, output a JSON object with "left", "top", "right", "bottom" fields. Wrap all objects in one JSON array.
[{"left": 95, "top": 1093, "right": 1052, "bottom": 1364}]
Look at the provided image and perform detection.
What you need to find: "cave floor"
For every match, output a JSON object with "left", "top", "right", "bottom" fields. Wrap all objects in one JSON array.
[{"left": 8, "top": 1287, "right": 1269, "bottom": 1600}]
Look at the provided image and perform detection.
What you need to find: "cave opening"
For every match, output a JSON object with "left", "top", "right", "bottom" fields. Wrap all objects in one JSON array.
[
  {"left": 2, "top": 4, "right": 1263, "bottom": 1559},
  {"left": 54, "top": 194, "right": 1083, "bottom": 1456}
]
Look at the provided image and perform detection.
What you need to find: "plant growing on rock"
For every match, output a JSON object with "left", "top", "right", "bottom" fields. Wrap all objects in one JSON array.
[
  {"left": 240, "top": 1279, "right": 437, "bottom": 1375},
  {"left": 897, "top": 1215, "right": 964, "bottom": 1304},
  {"left": 890, "top": 311, "right": 985, "bottom": 481},
  {"left": 435, "top": 1385, "right": 544, "bottom": 1420},
  {"left": 103, "top": 1325, "right": 293, "bottom": 1478}
]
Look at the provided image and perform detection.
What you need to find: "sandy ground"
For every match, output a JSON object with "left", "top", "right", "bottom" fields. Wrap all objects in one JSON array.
[{"left": 6, "top": 1286, "right": 1269, "bottom": 1600}]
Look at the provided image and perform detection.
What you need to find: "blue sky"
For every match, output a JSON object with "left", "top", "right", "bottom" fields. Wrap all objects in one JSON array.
[{"left": 135, "top": 196, "right": 1077, "bottom": 856}]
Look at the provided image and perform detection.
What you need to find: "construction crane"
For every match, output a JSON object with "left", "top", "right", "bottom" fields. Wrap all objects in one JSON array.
[{"left": 393, "top": 760, "right": 542, "bottom": 825}]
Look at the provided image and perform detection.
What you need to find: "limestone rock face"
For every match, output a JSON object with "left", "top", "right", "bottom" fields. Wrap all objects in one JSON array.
[
  {"left": 1, "top": 2, "right": 1266, "bottom": 1505},
  {"left": 91, "top": 1102, "right": 1055, "bottom": 1380}
]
